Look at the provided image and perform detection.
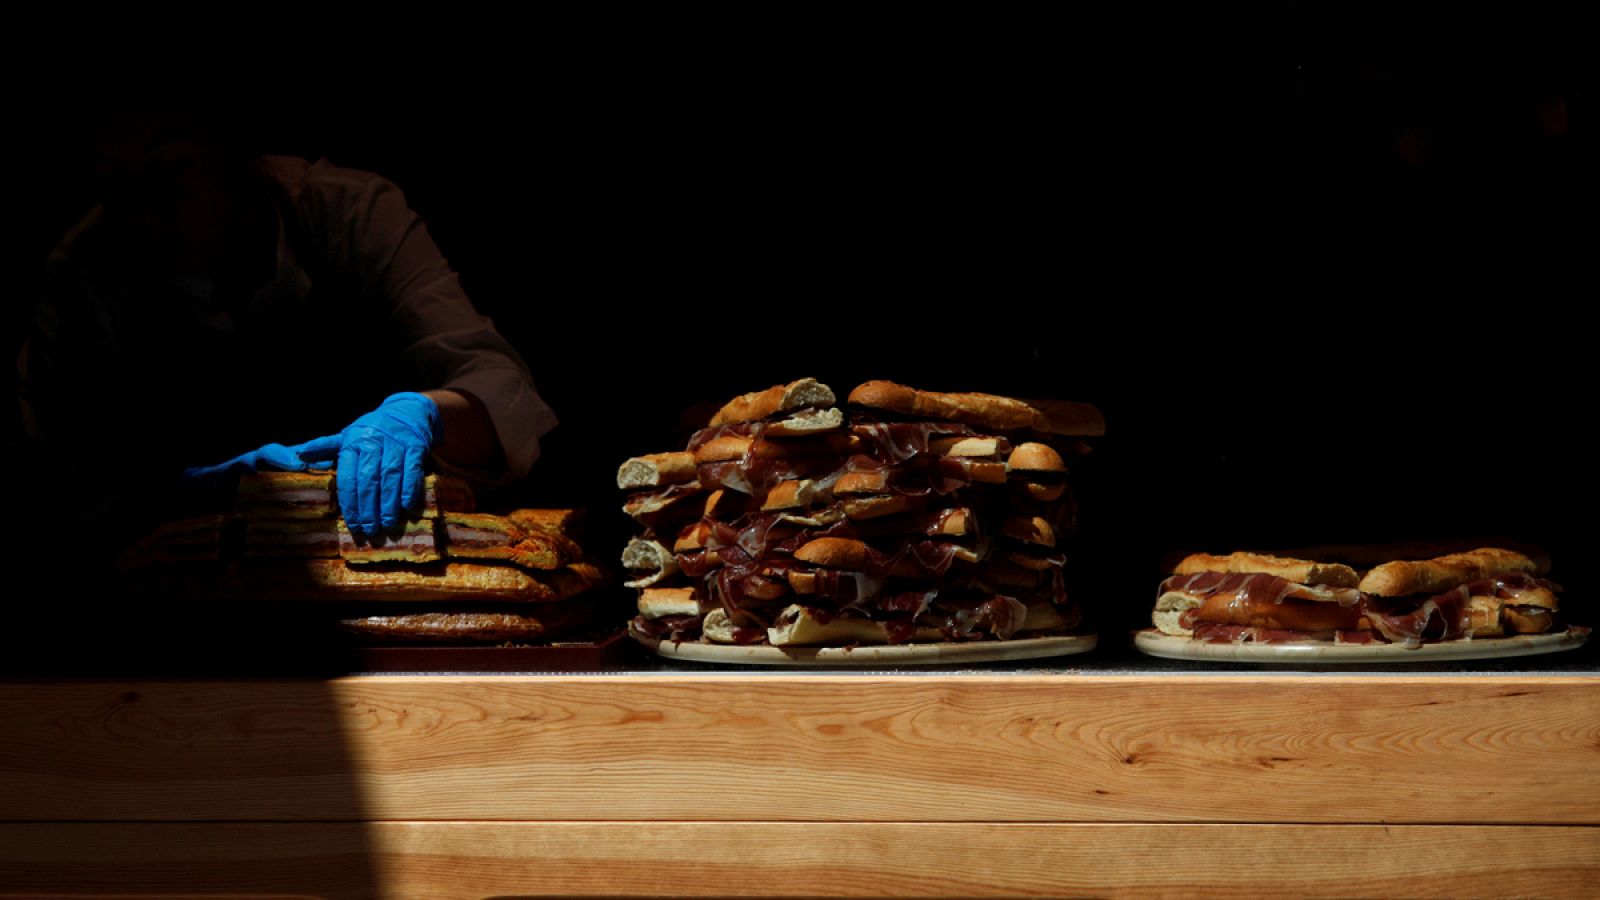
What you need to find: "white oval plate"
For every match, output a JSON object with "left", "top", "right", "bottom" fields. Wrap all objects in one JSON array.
[
  {"left": 1134, "top": 627, "right": 1589, "bottom": 663},
  {"left": 646, "top": 633, "right": 1098, "bottom": 666}
]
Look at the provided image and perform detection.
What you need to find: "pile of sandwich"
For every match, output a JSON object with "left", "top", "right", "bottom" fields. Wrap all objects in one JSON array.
[
  {"left": 121, "top": 472, "right": 608, "bottom": 645},
  {"left": 1150, "top": 546, "right": 1576, "bottom": 646},
  {"left": 618, "top": 378, "right": 1104, "bottom": 648}
]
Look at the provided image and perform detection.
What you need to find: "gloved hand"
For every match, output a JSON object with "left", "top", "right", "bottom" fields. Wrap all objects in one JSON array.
[{"left": 181, "top": 392, "right": 441, "bottom": 535}]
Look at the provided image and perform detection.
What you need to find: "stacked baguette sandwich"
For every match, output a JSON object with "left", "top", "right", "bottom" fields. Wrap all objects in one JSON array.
[
  {"left": 619, "top": 378, "right": 1104, "bottom": 648},
  {"left": 1150, "top": 547, "right": 1573, "bottom": 646},
  {"left": 122, "top": 472, "right": 608, "bottom": 645}
]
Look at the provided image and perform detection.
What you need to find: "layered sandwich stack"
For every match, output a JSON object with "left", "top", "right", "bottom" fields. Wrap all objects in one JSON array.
[
  {"left": 122, "top": 472, "right": 609, "bottom": 645},
  {"left": 1150, "top": 547, "right": 1574, "bottom": 646},
  {"left": 619, "top": 378, "right": 1104, "bottom": 648}
]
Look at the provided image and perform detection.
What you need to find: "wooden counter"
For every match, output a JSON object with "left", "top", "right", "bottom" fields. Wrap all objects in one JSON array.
[{"left": 2, "top": 672, "right": 1597, "bottom": 897}]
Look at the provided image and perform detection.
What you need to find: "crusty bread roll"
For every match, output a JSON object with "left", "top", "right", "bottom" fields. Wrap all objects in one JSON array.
[
  {"left": 833, "top": 470, "right": 890, "bottom": 495},
  {"left": 621, "top": 539, "right": 678, "bottom": 588},
  {"left": 793, "top": 537, "right": 876, "bottom": 570},
  {"left": 1152, "top": 590, "right": 1203, "bottom": 637},
  {"left": 617, "top": 452, "right": 698, "bottom": 490},
  {"left": 763, "top": 407, "right": 845, "bottom": 437},
  {"left": 1359, "top": 548, "right": 1539, "bottom": 596},
  {"left": 848, "top": 380, "right": 1104, "bottom": 436},
  {"left": 962, "top": 461, "right": 1009, "bottom": 484},
  {"left": 695, "top": 435, "right": 754, "bottom": 464},
  {"left": 1174, "top": 552, "right": 1360, "bottom": 588},
  {"left": 638, "top": 587, "right": 702, "bottom": 618},
  {"left": 711, "top": 378, "right": 836, "bottom": 426},
  {"left": 1280, "top": 539, "right": 1552, "bottom": 574},
  {"left": 930, "top": 436, "right": 1003, "bottom": 458},
  {"left": 762, "top": 479, "right": 821, "bottom": 512},
  {"left": 1006, "top": 442, "right": 1066, "bottom": 475}
]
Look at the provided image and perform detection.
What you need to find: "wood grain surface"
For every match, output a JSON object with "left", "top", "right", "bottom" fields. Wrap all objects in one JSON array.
[
  {"left": 1, "top": 675, "right": 1596, "bottom": 823},
  {"left": 1, "top": 822, "right": 1597, "bottom": 899}
]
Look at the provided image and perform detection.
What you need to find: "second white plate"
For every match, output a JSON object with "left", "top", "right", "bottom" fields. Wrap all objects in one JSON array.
[{"left": 1134, "top": 627, "right": 1589, "bottom": 663}]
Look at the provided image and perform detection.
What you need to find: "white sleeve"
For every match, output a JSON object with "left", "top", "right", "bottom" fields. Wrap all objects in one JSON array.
[{"left": 344, "top": 175, "right": 558, "bottom": 480}]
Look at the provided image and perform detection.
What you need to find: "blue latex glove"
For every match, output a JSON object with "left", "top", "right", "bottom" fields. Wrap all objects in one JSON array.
[
  {"left": 182, "top": 392, "right": 440, "bottom": 535},
  {"left": 180, "top": 437, "right": 342, "bottom": 480},
  {"left": 332, "top": 392, "right": 440, "bottom": 535}
]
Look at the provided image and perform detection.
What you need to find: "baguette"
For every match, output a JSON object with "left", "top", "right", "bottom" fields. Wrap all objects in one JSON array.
[
  {"left": 848, "top": 380, "right": 1105, "bottom": 436},
  {"left": 1359, "top": 548, "right": 1539, "bottom": 597},
  {"left": 1174, "top": 552, "right": 1360, "bottom": 588},
  {"left": 710, "top": 378, "right": 836, "bottom": 426},
  {"left": 617, "top": 452, "right": 698, "bottom": 490}
]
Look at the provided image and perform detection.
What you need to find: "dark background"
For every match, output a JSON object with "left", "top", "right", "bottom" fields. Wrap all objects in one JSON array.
[{"left": 3, "top": 7, "right": 1591, "bottom": 649}]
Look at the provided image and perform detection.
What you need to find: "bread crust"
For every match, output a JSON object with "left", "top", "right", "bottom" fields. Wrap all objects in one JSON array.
[
  {"left": 793, "top": 537, "right": 874, "bottom": 570},
  {"left": 763, "top": 407, "right": 844, "bottom": 437},
  {"left": 338, "top": 519, "right": 441, "bottom": 564},
  {"left": 1006, "top": 442, "right": 1066, "bottom": 474},
  {"left": 621, "top": 539, "right": 679, "bottom": 588},
  {"left": 1279, "top": 539, "right": 1552, "bottom": 574},
  {"left": 235, "top": 560, "right": 607, "bottom": 603},
  {"left": 1152, "top": 590, "right": 1203, "bottom": 636},
  {"left": 833, "top": 470, "right": 890, "bottom": 495},
  {"left": 1174, "top": 552, "right": 1360, "bottom": 588},
  {"left": 340, "top": 608, "right": 589, "bottom": 643},
  {"left": 710, "top": 378, "right": 836, "bottom": 427},
  {"left": 847, "top": 380, "right": 1105, "bottom": 436},
  {"left": 638, "top": 586, "right": 702, "bottom": 618},
  {"left": 617, "top": 452, "right": 698, "bottom": 490},
  {"left": 694, "top": 435, "right": 753, "bottom": 464},
  {"left": 505, "top": 508, "right": 585, "bottom": 539},
  {"left": 1358, "top": 548, "right": 1539, "bottom": 597},
  {"left": 929, "top": 436, "right": 1002, "bottom": 458},
  {"left": 443, "top": 512, "right": 581, "bottom": 571},
  {"left": 761, "top": 479, "right": 821, "bottom": 512}
]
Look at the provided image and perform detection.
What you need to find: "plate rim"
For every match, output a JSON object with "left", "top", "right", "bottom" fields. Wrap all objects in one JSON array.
[
  {"left": 1132, "top": 627, "right": 1589, "bottom": 663},
  {"left": 645, "top": 633, "right": 1100, "bottom": 666}
]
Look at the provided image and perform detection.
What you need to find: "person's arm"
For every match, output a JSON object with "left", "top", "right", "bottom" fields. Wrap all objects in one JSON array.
[
  {"left": 422, "top": 387, "right": 505, "bottom": 474},
  {"left": 185, "top": 165, "right": 554, "bottom": 533},
  {"left": 348, "top": 169, "right": 557, "bottom": 482}
]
